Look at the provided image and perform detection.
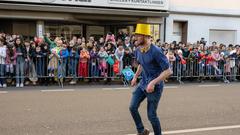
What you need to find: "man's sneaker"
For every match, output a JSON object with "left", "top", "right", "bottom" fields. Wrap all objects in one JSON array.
[
  {"left": 137, "top": 129, "right": 150, "bottom": 135},
  {"left": 20, "top": 83, "right": 24, "bottom": 88},
  {"left": 16, "top": 83, "right": 20, "bottom": 88},
  {"left": 3, "top": 84, "right": 7, "bottom": 88},
  {"left": 0, "top": 84, "right": 2, "bottom": 88}
]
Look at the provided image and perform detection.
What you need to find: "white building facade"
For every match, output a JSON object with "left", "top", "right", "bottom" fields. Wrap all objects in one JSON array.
[{"left": 166, "top": 0, "right": 240, "bottom": 45}]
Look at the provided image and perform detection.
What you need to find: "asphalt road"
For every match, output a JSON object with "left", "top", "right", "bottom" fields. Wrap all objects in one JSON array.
[{"left": 0, "top": 83, "right": 240, "bottom": 135}]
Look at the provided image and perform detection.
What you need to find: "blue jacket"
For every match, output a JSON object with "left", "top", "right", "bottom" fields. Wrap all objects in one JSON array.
[{"left": 59, "top": 49, "right": 69, "bottom": 59}]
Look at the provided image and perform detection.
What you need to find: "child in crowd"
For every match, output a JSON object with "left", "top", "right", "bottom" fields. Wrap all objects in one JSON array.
[
  {"left": 48, "top": 38, "right": 63, "bottom": 79},
  {"left": 78, "top": 46, "right": 90, "bottom": 78},
  {"left": 114, "top": 44, "right": 124, "bottom": 75},
  {"left": 211, "top": 48, "right": 221, "bottom": 75},
  {"left": 90, "top": 46, "right": 99, "bottom": 78},
  {"left": 205, "top": 52, "right": 213, "bottom": 76},
  {"left": 58, "top": 43, "right": 69, "bottom": 78},
  {"left": 98, "top": 46, "right": 108, "bottom": 78}
]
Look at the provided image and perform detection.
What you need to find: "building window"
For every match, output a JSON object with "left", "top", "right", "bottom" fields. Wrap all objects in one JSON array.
[
  {"left": 173, "top": 21, "right": 188, "bottom": 43},
  {"left": 45, "top": 23, "right": 82, "bottom": 40},
  {"left": 209, "top": 29, "right": 237, "bottom": 46}
]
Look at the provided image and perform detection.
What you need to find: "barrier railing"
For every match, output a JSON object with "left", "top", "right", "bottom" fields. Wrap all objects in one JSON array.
[{"left": 1, "top": 56, "right": 240, "bottom": 87}]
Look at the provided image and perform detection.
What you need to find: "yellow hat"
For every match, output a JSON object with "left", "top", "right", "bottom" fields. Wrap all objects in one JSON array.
[{"left": 134, "top": 24, "right": 151, "bottom": 36}]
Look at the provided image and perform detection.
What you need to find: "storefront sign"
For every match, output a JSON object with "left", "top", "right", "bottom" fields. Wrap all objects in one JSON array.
[
  {"left": 2, "top": 0, "right": 168, "bottom": 10},
  {"left": 108, "top": 0, "right": 165, "bottom": 7}
]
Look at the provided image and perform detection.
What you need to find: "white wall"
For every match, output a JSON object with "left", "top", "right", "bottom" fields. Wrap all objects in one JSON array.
[
  {"left": 170, "top": 0, "right": 240, "bottom": 16},
  {"left": 166, "top": 14, "right": 240, "bottom": 45}
]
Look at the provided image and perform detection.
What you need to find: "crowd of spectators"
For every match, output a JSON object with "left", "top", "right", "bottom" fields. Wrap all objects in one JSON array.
[{"left": 0, "top": 32, "right": 240, "bottom": 88}]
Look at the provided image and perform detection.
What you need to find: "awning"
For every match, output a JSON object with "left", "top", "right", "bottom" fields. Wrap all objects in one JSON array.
[{"left": 0, "top": 2, "right": 168, "bottom": 24}]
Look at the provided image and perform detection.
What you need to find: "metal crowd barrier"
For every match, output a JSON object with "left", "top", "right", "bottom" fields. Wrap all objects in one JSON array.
[
  {"left": 1, "top": 55, "right": 240, "bottom": 87},
  {"left": 171, "top": 57, "right": 240, "bottom": 83}
]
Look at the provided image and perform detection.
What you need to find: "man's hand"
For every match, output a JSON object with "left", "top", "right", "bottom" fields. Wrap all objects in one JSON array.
[
  {"left": 131, "top": 77, "right": 137, "bottom": 87},
  {"left": 146, "top": 81, "right": 156, "bottom": 93}
]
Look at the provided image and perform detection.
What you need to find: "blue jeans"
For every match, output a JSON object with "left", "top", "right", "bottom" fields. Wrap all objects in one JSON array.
[
  {"left": 129, "top": 85, "right": 163, "bottom": 135},
  {"left": 69, "top": 58, "right": 78, "bottom": 79},
  {"left": 0, "top": 64, "right": 6, "bottom": 85},
  {"left": 176, "top": 63, "right": 182, "bottom": 80},
  {"left": 199, "top": 62, "right": 204, "bottom": 76},
  {"left": 16, "top": 58, "right": 25, "bottom": 84},
  {"left": 91, "top": 63, "right": 99, "bottom": 77},
  {"left": 36, "top": 58, "right": 43, "bottom": 77},
  {"left": 6, "top": 64, "right": 14, "bottom": 74},
  {"left": 207, "top": 64, "right": 212, "bottom": 75}
]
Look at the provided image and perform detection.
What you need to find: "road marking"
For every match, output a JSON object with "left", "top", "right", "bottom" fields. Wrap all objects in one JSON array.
[
  {"left": 41, "top": 89, "right": 75, "bottom": 92},
  {"left": 165, "top": 86, "right": 178, "bottom": 89},
  {"left": 198, "top": 84, "right": 221, "bottom": 87},
  {"left": 0, "top": 91, "right": 8, "bottom": 94},
  {"left": 127, "top": 125, "right": 240, "bottom": 135}
]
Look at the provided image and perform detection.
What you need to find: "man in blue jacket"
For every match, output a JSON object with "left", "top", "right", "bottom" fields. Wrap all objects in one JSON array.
[{"left": 130, "top": 24, "right": 172, "bottom": 135}]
